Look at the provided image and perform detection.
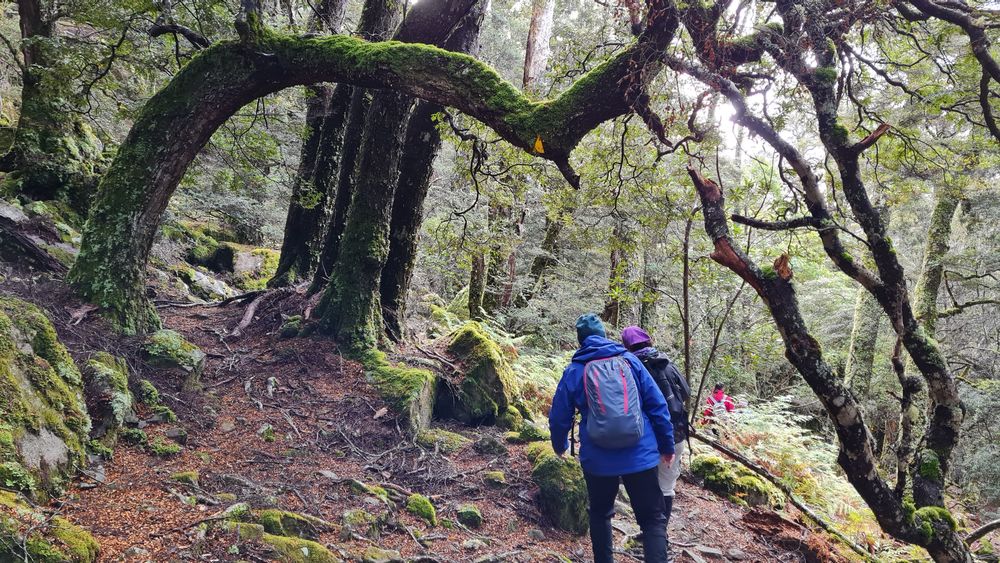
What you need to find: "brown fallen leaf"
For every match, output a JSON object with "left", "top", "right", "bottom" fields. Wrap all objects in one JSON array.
[{"left": 373, "top": 407, "right": 388, "bottom": 420}]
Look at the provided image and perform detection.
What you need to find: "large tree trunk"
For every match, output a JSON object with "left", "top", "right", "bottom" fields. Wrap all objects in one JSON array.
[
  {"left": 522, "top": 0, "right": 556, "bottom": 91},
  {"left": 269, "top": 0, "right": 350, "bottom": 286},
  {"left": 379, "top": 101, "right": 444, "bottom": 340},
  {"left": 601, "top": 218, "right": 637, "bottom": 327},
  {"left": 315, "top": 0, "right": 489, "bottom": 352},
  {"left": 0, "top": 0, "right": 102, "bottom": 212},
  {"left": 843, "top": 288, "right": 882, "bottom": 395},
  {"left": 912, "top": 186, "right": 961, "bottom": 337},
  {"left": 68, "top": 0, "right": 679, "bottom": 333}
]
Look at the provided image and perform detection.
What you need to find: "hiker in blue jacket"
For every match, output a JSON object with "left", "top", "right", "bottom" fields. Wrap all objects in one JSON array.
[{"left": 549, "top": 313, "right": 675, "bottom": 563}]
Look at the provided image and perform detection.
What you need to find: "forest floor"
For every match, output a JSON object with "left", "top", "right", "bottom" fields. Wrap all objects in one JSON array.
[{"left": 0, "top": 263, "right": 847, "bottom": 562}]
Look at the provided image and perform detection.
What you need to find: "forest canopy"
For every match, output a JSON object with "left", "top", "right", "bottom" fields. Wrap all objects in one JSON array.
[{"left": 1, "top": 0, "right": 999, "bottom": 561}]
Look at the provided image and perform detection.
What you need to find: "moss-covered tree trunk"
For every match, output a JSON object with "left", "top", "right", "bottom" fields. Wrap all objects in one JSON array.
[
  {"left": 269, "top": 0, "right": 350, "bottom": 287},
  {"left": 0, "top": 0, "right": 102, "bottom": 212},
  {"left": 912, "top": 186, "right": 961, "bottom": 337},
  {"left": 274, "top": 0, "right": 396, "bottom": 287},
  {"left": 316, "top": 0, "right": 488, "bottom": 352},
  {"left": 379, "top": 101, "right": 444, "bottom": 340}
]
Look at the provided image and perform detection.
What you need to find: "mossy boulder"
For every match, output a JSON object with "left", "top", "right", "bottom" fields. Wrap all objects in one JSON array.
[
  {"left": 0, "top": 490, "right": 99, "bottom": 562},
  {"left": 359, "top": 546, "right": 402, "bottom": 563},
  {"left": 362, "top": 350, "right": 437, "bottom": 431},
  {"left": 341, "top": 508, "right": 378, "bottom": 539},
  {"left": 690, "top": 455, "right": 783, "bottom": 509},
  {"left": 254, "top": 509, "right": 333, "bottom": 540},
  {"left": 405, "top": 493, "right": 437, "bottom": 525},
  {"left": 416, "top": 428, "right": 470, "bottom": 453},
  {"left": 221, "top": 520, "right": 340, "bottom": 563},
  {"left": 528, "top": 443, "right": 588, "bottom": 534},
  {"left": 143, "top": 329, "right": 205, "bottom": 392},
  {"left": 483, "top": 470, "right": 506, "bottom": 487},
  {"left": 505, "top": 422, "right": 549, "bottom": 444},
  {"left": 174, "top": 266, "right": 236, "bottom": 301},
  {"left": 0, "top": 298, "right": 90, "bottom": 497},
  {"left": 456, "top": 504, "right": 483, "bottom": 528},
  {"left": 229, "top": 246, "right": 280, "bottom": 291},
  {"left": 81, "top": 352, "right": 133, "bottom": 446},
  {"left": 435, "top": 322, "right": 519, "bottom": 425}
]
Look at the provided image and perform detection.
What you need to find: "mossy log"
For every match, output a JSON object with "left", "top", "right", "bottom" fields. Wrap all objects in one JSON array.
[{"left": 69, "top": 0, "right": 679, "bottom": 333}]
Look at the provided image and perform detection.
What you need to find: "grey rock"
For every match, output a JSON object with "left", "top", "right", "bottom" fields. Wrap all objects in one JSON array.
[
  {"left": 695, "top": 545, "right": 726, "bottom": 558},
  {"left": 462, "top": 539, "right": 488, "bottom": 551},
  {"left": 17, "top": 428, "right": 70, "bottom": 471},
  {"left": 527, "top": 529, "right": 545, "bottom": 541},
  {"left": 726, "top": 548, "right": 748, "bottom": 560},
  {"left": 219, "top": 420, "right": 236, "bottom": 433},
  {"left": 165, "top": 427, "right": 188, "bottom": 445}
]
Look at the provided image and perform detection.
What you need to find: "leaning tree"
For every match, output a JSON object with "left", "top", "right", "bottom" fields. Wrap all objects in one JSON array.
[{"left": 65, "top": 0, "right": 1000, "bottom": 559}]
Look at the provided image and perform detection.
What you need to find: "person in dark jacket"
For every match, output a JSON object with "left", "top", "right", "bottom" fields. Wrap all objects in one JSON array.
[
  {"left": 622, "top": 326, "right": 690, "bottom": 560},
  {"left": 549, "top": 314, "right": 675, "bottom": 563}
]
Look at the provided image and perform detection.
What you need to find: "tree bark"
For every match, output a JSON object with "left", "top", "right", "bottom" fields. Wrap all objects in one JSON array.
[
  {"left": 844, "top": 287, "right": 882, "bottom": 394},
  {"left": 314, "top": 0, "right": 489, "bottom": 352},
  {"left": 912, "top": 186, "right": 961, "bottom": 337},
  {"left": 269, "top": 0, "right": 351, "bottom": 287},
  {"left": 468, "top": 253, "right": 487, "bottom": 320},
  {"left": 68, "top": 0, "right": 680, "bottom": 333},
  {"left": 379, "top": 101, "right": 444, "bottom": 340},
  {"left": 1, "top": 0, "right": 102, "bottom": 212},
  {"left": 601, "top": 218, "right": 637, "bottom": 327},
  {"left": 522, "top": 0, "right": 556, "bottom": 92}
]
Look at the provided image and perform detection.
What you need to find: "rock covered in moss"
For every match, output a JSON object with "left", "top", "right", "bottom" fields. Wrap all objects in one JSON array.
[
  {"left": 473, "top": 436, "right": 509, "bottom": 457},
  {"left": 341, "top": 508, "right": 377, "bottom": 539},
  {"left": 0, "top": 298, "right": 91, "bottom": 497},
  {"left": 505, "top": 422, "right": 549, "bottom": 444},
  {"left": 279, "top": 315, "right": 303, "bottom": 339},
  {"left": 0, "top": 490, "right": 99, "bottom": 562},
  {"left": 690, "top": 455, "right": 783, "bottom": 509},
  {"left": 456, "top": 504, "right": 483, "bottom": 528},
  {"left": 174, "top": 266, "right": 236, "bottom": 301},
  {"left": 528, "top": 443, "right": 588, "bottom": 534},
  {"left": 169, "top": 470, "right": 199, "bottom": 486},
  {"left": 360, "top": 546, "right": 402, "bottom": 563},
  {"left": 82, "top": 352, "right": 133, "bottom": 446},
  {"left": 255, "top": 508, "right": 333, "bottom": 540},
  {"left": 221, "top": 519, "right": 341, "bottom": 562},
  {"left": 405, "top": 493, "right": 437, "bottom": 525},
  {"left": 416, "top": 428, "right": 470, "bottom": 453},
  {"left": 143, "top": 329, "right": 205, "bottom": 392},
  {"left": 483, "top": 470, "right": 506, "bottom": 487},
  {"left": 362, "top": 350, "right": 436, "bottom": 430},
  {"left": 436, "top": 322, "right": 519, "bottom": 425}
]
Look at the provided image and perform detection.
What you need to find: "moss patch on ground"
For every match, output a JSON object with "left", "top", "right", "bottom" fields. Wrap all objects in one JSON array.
[
  {"left": 405, "top": 493, "right": 437, "bottom": 525},
  {"left": 416, "top": 428, "right": 470, "bottom": 453},
  {"left": 690, "top": 454, "right": 784, "bottom": 509},
  {"left": 0, "top": 490, "right": 99, "bottom": 562}
]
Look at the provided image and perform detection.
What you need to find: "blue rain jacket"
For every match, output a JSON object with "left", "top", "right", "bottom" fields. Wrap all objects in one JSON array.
[{"left": 548, "top": 335, "right": 674, "bottom": 476}]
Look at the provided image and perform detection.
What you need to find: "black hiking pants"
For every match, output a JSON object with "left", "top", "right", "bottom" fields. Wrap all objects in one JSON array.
[{"left": 584, "top": 467, "right": 667, "bottom": 563}]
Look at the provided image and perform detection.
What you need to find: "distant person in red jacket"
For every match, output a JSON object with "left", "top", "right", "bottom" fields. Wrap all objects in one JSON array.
[{"left": 702, "top": 383, "right": 735, "bottom": 421}]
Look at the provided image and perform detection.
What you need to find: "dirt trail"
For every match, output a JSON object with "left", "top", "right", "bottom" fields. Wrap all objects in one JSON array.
[{"left": 0, "top": 269, "right": 842, "bottom": 562}]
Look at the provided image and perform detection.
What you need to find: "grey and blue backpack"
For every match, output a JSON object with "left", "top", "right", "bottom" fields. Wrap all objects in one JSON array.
[{"left": 583, "top": 356, "right": 644, "bottom": 448}]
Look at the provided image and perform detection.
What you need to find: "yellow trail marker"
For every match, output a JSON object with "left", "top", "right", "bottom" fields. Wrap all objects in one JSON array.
[{"left": 534, "top": 135, "right": 545, "bottom": 154}]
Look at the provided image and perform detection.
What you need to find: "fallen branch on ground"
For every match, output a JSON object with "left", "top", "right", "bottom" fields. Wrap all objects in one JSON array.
[
  {"left": 966, "top": 518, "right": 1000, "bottom": 545},
  {"left": 690, "top": 431, "right": 874, "bottom": 560},
  {"left": 229, "top": 287, "right": 295, "bottom": 338}
]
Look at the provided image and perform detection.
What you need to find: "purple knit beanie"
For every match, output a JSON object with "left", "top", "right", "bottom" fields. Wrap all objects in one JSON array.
[{"left": 621, "top": 326, "right": 652, "bottom": 351}]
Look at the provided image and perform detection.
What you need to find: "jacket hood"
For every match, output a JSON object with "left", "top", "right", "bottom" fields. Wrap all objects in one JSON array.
[{"left": 572, "top": 335, "right": 627, "bottom": 363}]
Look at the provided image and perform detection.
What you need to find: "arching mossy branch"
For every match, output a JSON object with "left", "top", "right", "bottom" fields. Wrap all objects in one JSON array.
[{"left": 69, "top": 0, "right": 680, "bottom": 333}]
